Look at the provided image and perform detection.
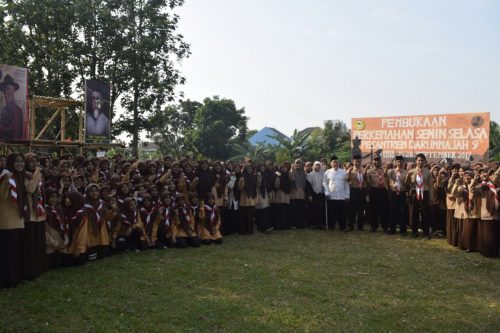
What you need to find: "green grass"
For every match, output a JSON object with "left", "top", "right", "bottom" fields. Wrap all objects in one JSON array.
[{"left": 1, "top": 230, "right": 499, "bottom": 333}]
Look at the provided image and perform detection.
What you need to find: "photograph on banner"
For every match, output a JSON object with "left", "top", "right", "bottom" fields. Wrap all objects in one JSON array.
[
  {"left": 351, "top": 112, "right": 490, "bottom": 163},
  {"left": 0, "top": 64, "right": 28, "bottom": 141},
  {"left": 85, "top": 79, "right": 111, "bottom": 143}
]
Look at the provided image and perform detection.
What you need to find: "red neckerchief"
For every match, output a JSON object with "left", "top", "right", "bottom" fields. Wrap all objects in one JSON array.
[
  {"left": 8, "top": 176, "right": 18, "bottom": 205},
  {"left": 203, "top": 204, "right": 218, "bottom": 226},
  {"left": 376, "top": 168, "right": 385, "bottom": 189},
  {"left": 395, "top": 169, "right": 401, "bottom": 194},
  {"left": 355, "top": 168, "right": 363, "bottom": 188},
  {"left": 46, "top": 204, "right": 68, "bottom": 234},
  {"left": 461, "top": 184, "right": 473, "bottom": 213},
  {"left": 84, "top": 200, "right": 105, "bottom": 225},
  {"left": 121, "top": 210, "right": 137, "bottom": 226},
  {"left": 161, "top": 205, "right": 171, "bottom": 227},
  {"left": 484, "top": 181, "right": 499, "bottom": 210},
  {"left": 35, "top": 179, "right": 46, "bottom": 217},
  {"left": 140, "top": 206, "right": 158, "bottom": 227},
  {"left": 69, "top": 207, "right": 86, "bottom": 225},
  {"left": 416, "top": 169, "right": 424, "bottom": 200}
]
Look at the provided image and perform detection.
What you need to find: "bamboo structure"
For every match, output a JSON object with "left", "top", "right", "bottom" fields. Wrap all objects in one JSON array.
[{"left": 0, "top": 95, "right": 123, "bottom": 156}]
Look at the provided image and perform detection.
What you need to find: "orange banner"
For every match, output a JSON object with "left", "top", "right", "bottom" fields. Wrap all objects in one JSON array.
[{"left": 351, "top": 112, "right": 490, "bottom": 162}]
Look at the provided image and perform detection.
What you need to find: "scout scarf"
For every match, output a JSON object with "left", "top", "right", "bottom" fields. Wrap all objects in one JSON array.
[{"left": 416, "top": 169, "right": 424, "bottom": 200}]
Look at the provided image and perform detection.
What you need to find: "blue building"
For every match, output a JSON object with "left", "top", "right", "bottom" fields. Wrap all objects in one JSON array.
[{"left": 248, "top": 127, "right": 290, "bottom": 146}]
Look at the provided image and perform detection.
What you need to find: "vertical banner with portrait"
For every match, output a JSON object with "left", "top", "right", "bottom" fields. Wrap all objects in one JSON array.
[
  {"left": 0, "top": 64, "right": 28, "bottom": 141},
  {"left": 85, "top": 79, "right": 111, "bottom": 143}
]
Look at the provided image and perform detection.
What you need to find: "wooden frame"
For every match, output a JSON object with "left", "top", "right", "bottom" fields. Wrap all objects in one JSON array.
[{"left": 0, "top": 95, "right": 123, "bottom": 156}]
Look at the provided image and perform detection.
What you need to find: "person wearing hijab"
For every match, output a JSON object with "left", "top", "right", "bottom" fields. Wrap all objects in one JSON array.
[
  {"left": 139, "top": 194, "right": 160, "bottom": 249},
  {"left": 45, "top": 188, "right": 70, "bottom": 268},
  {"left": 191, "top": 160, "right": 215, "bottom": 200},
  {"left": 445, "top": 164, "right": 460, "bottom": 246},
  {"left": 172, "top": 193, "right": 201, "bottom": 248},
  {"left": 198, "top": 193, "right": 223, "bottom": 245},
  {"left": 23, "top": 153, "right": 48, "bottom": 278},
  {"left": 476, "top": 168, "right": 500, "bottom": 257},
  {"left": 290, "top": 159, "right": 307, "bottom": 229},
  {"left": 451, "top": 169, "right": 481, "bottom": 252},
  {"left": 112, "top": 197, "right": 147, "bottom": 251},
  {"left": 62, "top": 191, "right": 88, "bottom": 265},
  {"left": 237, "top": 163, "right": 258, "bottom": 235},
  {"left": 306, "top": 161, "right": 326, "bottom": 229},
  {"left": 255, "top": 163, "right": 272, "bottom": 232},
  {"left": 84, "top": 184, "right": 110, "bottom": 260},
  {"left": 272, "top": 162, "right": 292, "bottom": 230},
  {"left": 0, "top": 153, "right": 30, "bottom": 287},
  {"left": 225, "top": 163, "right": 242, "bottom": 235}
]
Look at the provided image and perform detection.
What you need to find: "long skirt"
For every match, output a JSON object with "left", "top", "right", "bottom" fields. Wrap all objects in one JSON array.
[
  {"left": 290, "top": 199, "right": 306, "bottom": 229},
  {"left": 23, "top": 221, "right": 47, "bottom": 280},
  {"left": 0, "top": 229, "right": 24, "bottom": 288},
  {"left": 255, "top": 207, "right": 271, "bottom": 232},
  {"left": 461, "top": 218, "right": 479, "bottom": 252},
  {"left": 273, "top": 203, "right": 291, "bottom": 230},
  {"left": 479, "top": 220, "right": 499, "bottom": 258},
  {"left": 457, "top": 219, "right": 464, "bottom": 249},
  {"left": 446, "top": 209, "right": 457, "bottom": 246},
  {"left": 223, "top": 207, "right": 238, "bottom": 236},
  {"left": 238, "top": 206, "right": 255, "bottom": 235}
]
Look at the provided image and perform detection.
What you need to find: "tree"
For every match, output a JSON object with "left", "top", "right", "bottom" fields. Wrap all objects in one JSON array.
[
  {"left": 490, "top": 121, "right": 500, "bottom": 160},
  {"left": 269, "top": 129, "right": 310, "bottom": 163},
  {"left": 230, "top": 143, "right": 273, "bottom": 163},
  {"left": 112, "top": 0, "right": 190, "bottom": 157},
  {"left": 1, "top": 0, "right": 190, "bottom": 156},
  {"left": 147, "top": 104, "right": 199, "bottom": 159},
  {"left": 190, "top": 96, "right": 248, "bottom": 160}
]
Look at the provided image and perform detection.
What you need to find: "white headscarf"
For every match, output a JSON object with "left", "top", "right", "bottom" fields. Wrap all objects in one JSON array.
[{"left": 307, "top": 161, "right": 325, "bottom": 194}]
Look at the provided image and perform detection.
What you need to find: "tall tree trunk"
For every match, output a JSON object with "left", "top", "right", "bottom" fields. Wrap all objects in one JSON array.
[{"left": 131, "top": 82, "right": 140, "bottom": 158}]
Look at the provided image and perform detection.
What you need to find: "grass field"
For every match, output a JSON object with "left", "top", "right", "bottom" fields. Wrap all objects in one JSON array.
[{"left": 1, "top": 229, "right": 499, "bottom": 333}]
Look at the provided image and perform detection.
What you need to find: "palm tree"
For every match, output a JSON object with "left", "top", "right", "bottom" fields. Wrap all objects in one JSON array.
[
  {"left": 229, "top": 143, "right": 273, "bottom": 163},
  {"left": 268, "top": 129, "right": 310, "bottom": 161}
]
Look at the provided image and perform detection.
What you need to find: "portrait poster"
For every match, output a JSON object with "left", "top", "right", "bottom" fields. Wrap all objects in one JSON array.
[
  {"left": 85, "top": 79, "right": 111, "bottom": 143},
  {"left": 0, "top": 64, "right": 28, "bottom": 141},
  {"left": 351, "top": 112, "right": 490, "bottom": 163}
]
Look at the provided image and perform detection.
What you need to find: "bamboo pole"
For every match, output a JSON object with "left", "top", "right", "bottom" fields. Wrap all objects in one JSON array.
[{"left": 35, "top": 109, "right": 60, "bottom": 140}]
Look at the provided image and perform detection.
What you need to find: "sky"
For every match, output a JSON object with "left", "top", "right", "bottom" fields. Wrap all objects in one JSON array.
[{"left": 174, "top": 0, "right": 500, "bottom": 136}]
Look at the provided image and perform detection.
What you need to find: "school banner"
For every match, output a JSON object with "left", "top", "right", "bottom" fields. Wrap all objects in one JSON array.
[
  {"left": 351, "top": 112, "right": 490, "bottom": 163},
  {"left": 0, "top": 64, "right": 29, "bottom": 141},
  {"left": 85, "top": 79, "right": 111, "bottom": 143}
]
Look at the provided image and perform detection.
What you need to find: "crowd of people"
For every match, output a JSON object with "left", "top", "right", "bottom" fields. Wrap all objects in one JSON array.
[{"left": 0, "top": 151, "right": 499, "bottom": 288}]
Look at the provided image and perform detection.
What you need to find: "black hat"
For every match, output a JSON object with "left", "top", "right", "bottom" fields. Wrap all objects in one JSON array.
[
  {"left": 373, "top": 155, "right": 381, "bottom": 161},
  {"left": 352, "top": 154, "right": 362, "bottom": 160},
  {"left": 395, "top": 155, "right": 404, "bottom": 161},
  {"left": 0, "top": 75, "right": 20, "bottom": 92},
  {"left": 330, "top": 155, "right": 338, "bottom": 161}
]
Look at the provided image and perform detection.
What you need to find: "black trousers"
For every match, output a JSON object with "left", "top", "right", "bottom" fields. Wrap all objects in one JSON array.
[
  {"left": 349, "top": 188, "right": 366, "bottom": 230},
  {"left": 368, "top": 188, "right": 389, "bottom": 231},
  {"left": 389, "top": 192, "right": 407, "bottom": 234},
  {"left": 409, "top": 190, "right": 430, "bottom": 236},
  {"left": 309, "top": 193, "right": 326, "bottom": 229},
  {"left": 327, "top": 199, "right": 347, "bottom": 230}
]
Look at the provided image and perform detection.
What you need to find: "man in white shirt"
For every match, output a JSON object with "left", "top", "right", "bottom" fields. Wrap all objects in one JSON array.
[{"left": 323, "top": 155, "right": 350, "bottom": 231}]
